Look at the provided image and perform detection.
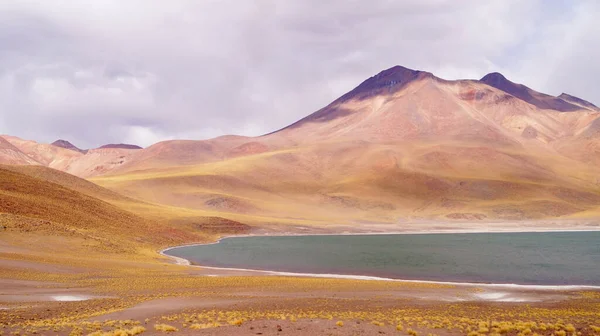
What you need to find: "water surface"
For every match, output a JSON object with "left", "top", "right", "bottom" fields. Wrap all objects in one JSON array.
[{"left": 166, "top": 232, "right": 600, "bottom": 286}]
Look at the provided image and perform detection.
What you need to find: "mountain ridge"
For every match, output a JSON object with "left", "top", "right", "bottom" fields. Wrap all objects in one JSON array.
[
  {"left": 2, "top": 65, "right": 600, "bottom": 222},
  {"left": 98, "top": 143, "right": 143, "bottom": 150},
  {"left": 558, "top": 92, "right": 599, "bottom": 110},
  {"left": 51, "top": 139, "right": 88, "bottom": 154},
  {"left": 479, "top": 72, "right": 585, "bottom": 112}
]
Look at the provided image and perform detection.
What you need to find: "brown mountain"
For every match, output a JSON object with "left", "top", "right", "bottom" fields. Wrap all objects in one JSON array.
[
  {"left": 0, "top": 136, "right": 141, "bottom": 178},
  {"left": 0, "top": 136, "right": 40, "bottom": 165},
  {"left": 479, "top": 72, "right": 584, "bottom": 112},
  {"left": 51, "top": 139, "right": 87, "bottom": 153},
  {"left": 2, "top": 66, "right": 600, "bottom": 224},
  {"left": 98, "top": 143, "right": 143, "bottom": 150},
  {"left": 558, "top": 93, "right": 599, "bottom": 111}
]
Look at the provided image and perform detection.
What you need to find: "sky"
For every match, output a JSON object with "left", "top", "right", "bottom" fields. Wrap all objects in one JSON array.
[{"left": 0, "top": 0, "right": 598, "bottom": 148}]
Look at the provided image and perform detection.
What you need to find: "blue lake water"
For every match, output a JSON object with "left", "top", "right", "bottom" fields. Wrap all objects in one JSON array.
[{"left": 165, "top": 232, "right": 600, "bottom": 286}]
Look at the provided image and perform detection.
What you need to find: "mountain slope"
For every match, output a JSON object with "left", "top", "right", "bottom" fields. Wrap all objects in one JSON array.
[
  {"left": 1, "top": 135, "right": 83, "bottom": 166},
  {"left": 99, "top": 143, "right": 143, "bottom": 150},
  {"left": 0, "top": 136, "right": 41, "bottom": 165},
  {"left": 90, "top": 66, "right": 600, "bottom": 222},
  {"left": 0, "top": 136, "right": 143, "bottom": 178},
  {"left": 558, "top": 93, "right": 599, "bottom": 111},
  {"left": 0, "top": 164, "right": 133, "bottom": 203},
  {"left": 3, "top": 65, "right": 600, "bottom": 223},
  {"left": 0, "top": 166, "right": 206, "bottom": 251},
  {"left": 51, "top": 139, "right": 87, "bottom": 154},
  {"left": 480, "top": 72, "right": 582, "bottom": 112}
]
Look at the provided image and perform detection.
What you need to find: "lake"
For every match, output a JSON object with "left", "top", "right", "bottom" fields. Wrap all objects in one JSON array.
[{"left": 164, "top": 232, "right": 600, "bottom": 286}]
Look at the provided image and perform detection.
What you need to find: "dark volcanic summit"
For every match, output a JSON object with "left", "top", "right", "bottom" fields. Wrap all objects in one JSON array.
[
  {"left": 340, "top": 65, "right": 433, "bottom": 102},
  {"left": 98, "top": 144, "right": 143, "bottom": 150},
  {"left": 270, "top": 65, "right": 435, "bottom": 133},
  {"left": 558, "top": 93, "right": 598, "bottom": 110},
  {"left": 51, "top": 140, "right": 86, "bottom": 154},
  {"left": 480, "top": 72, "right": 580, "bottom": 112}
]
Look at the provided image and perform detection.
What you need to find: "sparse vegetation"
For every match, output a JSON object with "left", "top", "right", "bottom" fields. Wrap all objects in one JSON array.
[
  {"left": 153, "top": 324, "right": 177, "bottom": 332},
  {"left": 1, "top": 164, "right": 600, "bottom": 336}
]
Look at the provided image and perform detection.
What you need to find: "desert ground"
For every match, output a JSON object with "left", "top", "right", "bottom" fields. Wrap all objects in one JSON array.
[{"left": 2, "top": 212, "right": 600, "bottom": 336}]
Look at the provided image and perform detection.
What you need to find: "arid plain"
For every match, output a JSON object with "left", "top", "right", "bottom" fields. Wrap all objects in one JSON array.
[{"left": 1, "top": 67, "right": 600, "bottom": 335}]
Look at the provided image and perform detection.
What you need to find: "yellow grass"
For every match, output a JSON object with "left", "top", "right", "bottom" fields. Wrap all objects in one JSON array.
[
  {"left": 153, "top": 324, "right": 177, "bottom": 332},
  {"left": 87, "top": 135, "right": 600, "bottom": 227}
]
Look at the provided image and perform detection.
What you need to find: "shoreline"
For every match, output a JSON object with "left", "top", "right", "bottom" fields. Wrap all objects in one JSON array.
[{"left": 160, "top": 227, "right": 600, "bottom": 291}]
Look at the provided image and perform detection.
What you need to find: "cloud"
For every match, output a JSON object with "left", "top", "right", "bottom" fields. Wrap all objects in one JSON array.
[
  {"left": 0, "top": 0, "right": 597, "bottom": 148},
  {"left": 514, "top": 1, "right": 600, "bottom": 100}
]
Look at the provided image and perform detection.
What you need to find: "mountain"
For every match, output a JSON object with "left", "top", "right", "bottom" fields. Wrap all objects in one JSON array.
[
  {"left": 0, "top": 136, "right": 40, "bottom": 165},
  {"left": 2, "top": 66, "right": 600, "bottom": 224},
  {"left": 0, "top": 136, "right": 143, "bottom": 178},
  {"left": 558, "top": 93, "right": 599, "bottom": 111},
  {"left": 51, "top": 140, "right": 143, "bottom": 152},
  {"left": 479, "top": 72, "right": 583, "bottom": 112},
  {"left": 273, "top": 66, "right": 434, "bottom": 134},
  {"left": 51, "top": 139, "right": 87, "bottom": 154},
  {"left": 98, "top": 143, "right": 143, "bottom": 150},
  {"left": 1, "top": 135, "right": 83, "bottom": 166}
]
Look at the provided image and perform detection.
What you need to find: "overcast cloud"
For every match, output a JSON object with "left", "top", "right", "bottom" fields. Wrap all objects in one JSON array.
[{"left": 0, "top": 0, "right": 598, "bottom": 148}]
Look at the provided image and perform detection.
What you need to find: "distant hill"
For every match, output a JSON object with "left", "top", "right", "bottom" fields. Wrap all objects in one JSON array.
[
  {"left": 558, "top": 93, "right": 599, "bottom": 110},
  {"left": 479, "top": 72, "right": 583, "bottom": 112},
  {"left": 51, "top": 139, "right": 87, "bottom": 154},
  {"left": 98, "top": 143, "right": 143, "bottom": 150}
]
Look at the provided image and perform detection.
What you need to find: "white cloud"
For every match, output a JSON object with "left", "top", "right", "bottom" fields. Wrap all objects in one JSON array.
[{"left": 121, "top": 125, "right": 171, "bottom": 147}]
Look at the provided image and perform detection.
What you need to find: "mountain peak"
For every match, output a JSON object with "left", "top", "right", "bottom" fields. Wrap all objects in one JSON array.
[
  {"left": 268, "top": 65, "right": 435, "bottom": 134},
  {"left": 337, "top": 65, "right": 433, "bottom": 103},
  {"left": 558, "top": 93, "right": 598, "bottom": 110},
  {"left": 479, "top": 72, "right": 526, "bottom": 97},
  {"left": 98, "top": 143, "right": 143, "bottom": 150},
  {"left": 368, "top": 65, "right": 432, "bottom": 87},
  {"left": 480, "top": 72, "right": 508, "bottom": 84},
  {"left": 376, "top": 65, "right": 423, "bottom": 77},
  {"left": 480, "top": 73, "right": 581, "bottom": 112},
  {"left": 51, "top": 140, "right": 86, "bottom": 154}
]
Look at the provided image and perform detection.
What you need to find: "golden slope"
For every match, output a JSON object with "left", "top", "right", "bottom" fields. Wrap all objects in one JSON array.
[
  {"left": 0, "top": 164, "right": 131, "bottom": 203},
  {"left": 92, "top": 139, "right": 600, "bottom": 224},
  {"left": 0, "top": 166, "right": 218, "bottom": 254}
]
